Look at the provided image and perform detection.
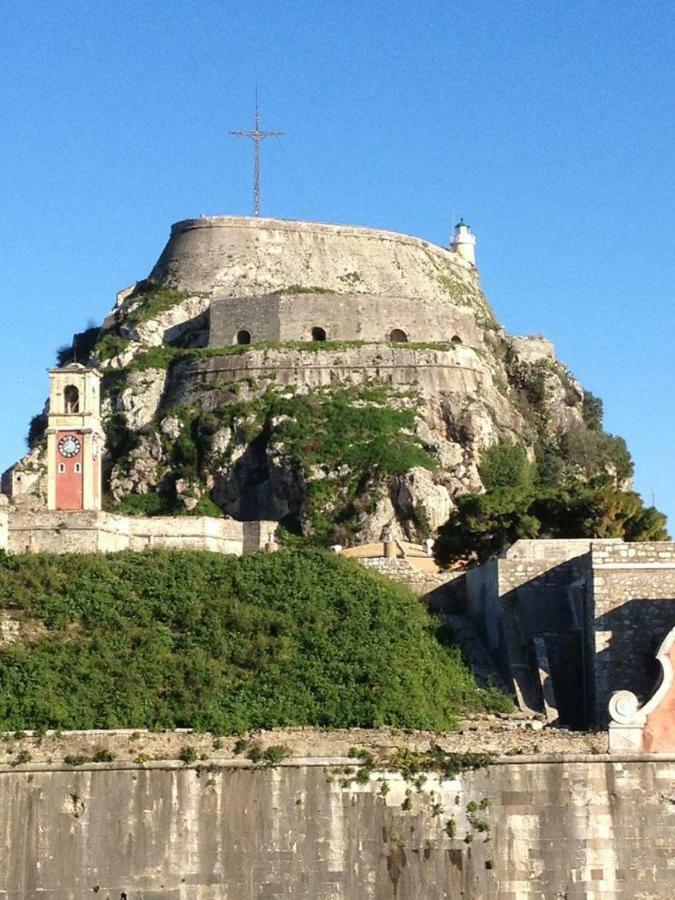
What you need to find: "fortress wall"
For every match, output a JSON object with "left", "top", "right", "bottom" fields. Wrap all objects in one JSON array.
[
  {"left": 6, "top": 511, "right": 274, "bottom": 556},
  {"left": 0, "top": 757, "right": 673, "bottom": 899},
  {"left": 150, "top": 217, "right": 480, "bottom": 302},
  {"left": 591, "top": 541, "right": 675, "bottom": 725},
  {"left": 209, "top": 291, "right": 482, "bottom": 347},
  {"left": 0, "top": 508, "right": 7, "bottom": 553},
  {"left": 169, "top": 346, "right": 486, "bottom": 406}
]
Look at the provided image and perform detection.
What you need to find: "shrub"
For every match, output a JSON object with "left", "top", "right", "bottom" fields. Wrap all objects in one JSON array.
[
  {"left": 479, "top": 442, "right": 532, "bottom": 491},
  {"left": 179, "top": 745, "right": 198, "bottom": 766},
  {"left": 262, "top": 745, "right": 289, "bottom": 766},
  {"left": 0, "top": 549, "right": 505, "bottom": 733},
  {"left": 64, "top": 755, "right": 90, "bottom": 767},
  {"left": 93, "top": 749, "right": 115, "bottom": 763}
]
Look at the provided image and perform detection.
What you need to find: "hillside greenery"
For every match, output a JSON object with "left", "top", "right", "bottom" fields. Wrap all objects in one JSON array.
[
  {"left": 435, "top": 442, "right": 669, "bottom": 566},
  {"left": 0, "top": 548, "right": 509, "bottom": 732},
  {"left": 106, "top": 383, "right": 436, "bottom": 543}
]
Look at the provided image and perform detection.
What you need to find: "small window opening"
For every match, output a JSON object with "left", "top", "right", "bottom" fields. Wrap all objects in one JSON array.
[
  {"left": 311, "top": 327, "right": 327, "bottom": 342},
  {"left": 58, "top": 463, "right": 65, "bottom": 474},
  {"left": 64, "top": 385, "right": 80, "bottom": 413},
  {"left": 74, "top": 463, "right": 82, "bottom": 474},
  {"left": 451, "top": 334, "right": 463, "bottom": 345},
  {"left": 389, "top": 329, "right": 408, "bottom": 343},
  {"left": 235, "top": 329, "right": 251, "bottom": 345}
]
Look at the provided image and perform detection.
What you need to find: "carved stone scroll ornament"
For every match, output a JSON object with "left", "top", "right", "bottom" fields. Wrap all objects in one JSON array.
[{"left": 608, "top": 626, "right": 675, "bottom": 753}]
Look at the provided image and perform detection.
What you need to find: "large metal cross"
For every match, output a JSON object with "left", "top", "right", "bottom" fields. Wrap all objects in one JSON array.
[{"left": 229, "top": 92, "right": 284, "bottom": 217}]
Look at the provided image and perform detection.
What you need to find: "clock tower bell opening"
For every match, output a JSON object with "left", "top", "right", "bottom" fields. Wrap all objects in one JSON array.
[{"left": 46, "top": 364, "right": 104, "bottom": 512}]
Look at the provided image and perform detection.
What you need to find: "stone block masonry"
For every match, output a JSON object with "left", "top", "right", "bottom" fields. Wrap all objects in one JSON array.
[
  {"left": 0, "top": 753, "right": 672, "bottom": 898},
  {"left": 5, "top": 509, "right": 275, "bottom": 556},
  {"left": 446, "top": 539, "right": 675, "bottom": 732},
  {"left": 591, "top": 541, "right": 675, "bottom": 725}
]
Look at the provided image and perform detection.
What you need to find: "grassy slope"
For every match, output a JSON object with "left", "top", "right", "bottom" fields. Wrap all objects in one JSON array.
[{"left": 0, "top": 549, "right": 508, "bottom": 733}]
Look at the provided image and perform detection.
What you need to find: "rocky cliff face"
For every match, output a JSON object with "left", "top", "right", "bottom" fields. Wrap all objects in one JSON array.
[{"left": 7, "top": 217, "right": 626, "bottom": 544}]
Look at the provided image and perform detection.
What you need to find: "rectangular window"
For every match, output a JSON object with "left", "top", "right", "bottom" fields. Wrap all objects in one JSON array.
[
  {"left": 74, "top": 463, "right": 82, "bottom": 474},
  {"left": 58, "top": 463, "right": 65, "bottom": 474}
]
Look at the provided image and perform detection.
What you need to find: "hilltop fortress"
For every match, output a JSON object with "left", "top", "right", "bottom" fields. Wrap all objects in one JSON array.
[
  {"left": 1, "top": 214, "right": 675, "bottom": 897},
  {"left": 3, "top": 214, "right": 512, "bottom": 532}
]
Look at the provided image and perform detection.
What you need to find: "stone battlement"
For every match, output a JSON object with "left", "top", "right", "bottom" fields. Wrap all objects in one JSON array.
[{"left": 0, "top": 508, "right": 275, "bottom": 556}]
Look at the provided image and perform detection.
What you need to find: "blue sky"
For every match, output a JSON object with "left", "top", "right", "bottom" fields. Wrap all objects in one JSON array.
[{"left": 1, "top": 1, "right": 673, "bottom": 524}]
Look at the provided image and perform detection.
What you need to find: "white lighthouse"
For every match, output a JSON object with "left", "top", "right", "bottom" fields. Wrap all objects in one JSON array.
[{"left": 451, "top": 218, "right": 477, "bottom": 266}]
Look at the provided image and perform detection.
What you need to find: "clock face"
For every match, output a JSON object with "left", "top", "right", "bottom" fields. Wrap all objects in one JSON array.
[{"left": 58, "top": 435, "right": 81, "bottom": 458}]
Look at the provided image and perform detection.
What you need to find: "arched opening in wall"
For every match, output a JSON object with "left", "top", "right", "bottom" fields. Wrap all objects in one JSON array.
[
  {"left": 64, "top": 385, "right": 80, "bottom": 413},
  {"left": 451, "top": 335, "right": 463, "bottom": 345},
  {"left": 235, "top": 329, "right": 251, "bottom": 345},
  {"left": 389, "top": 329, "right": 408, "bottom": 343},
  {"left": 311, "top": 327, "right": 327, "bottom": 342}
]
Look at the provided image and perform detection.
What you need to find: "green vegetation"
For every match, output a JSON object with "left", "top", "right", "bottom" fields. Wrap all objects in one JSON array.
[
  {"left": 275, "top": 284, "right": 333, "bottom": 294},
  {"left": 388, "top": 747, "right": 495, "bottom": 780},
  {"left": 104, "top": 382, "right": 435, "bottom": 542},
  {"left": 479, "top": 442, "right": 533, "bottom": 491},
  {"left": 0, "top": 549, "right": 508, "bottom": 732},
  {"left": 56, "top": 326, "right": 100, "bottom": 367},
  {"left": 93, "top": 333, "right": 131, "bottom": 362},
  {"left": 436, "top": 456, "right": 668, "bottom": 567},
  {"left": 122, "top": 280, "right": 195, "bottom": 325},
  {"left": 104, "top": 493, "right": 171, "bottom": 517},
  {"left": 26, "top": 413, "right": 48, "bottom": 450}
]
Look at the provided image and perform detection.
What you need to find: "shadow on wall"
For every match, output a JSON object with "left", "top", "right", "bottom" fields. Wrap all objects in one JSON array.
[
  {"left": 443, "top": 556, "right": 592, "bottom": 729},
  {"left": 497, "top": 562, "right": 589, "bottom": 731},
  {"left": 598, "top": 599, "right": 675, "bottom": 709}
]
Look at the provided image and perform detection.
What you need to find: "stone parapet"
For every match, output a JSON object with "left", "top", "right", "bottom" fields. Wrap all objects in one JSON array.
[{"left": 5, "top": 509, "right": 275, "bottom": 556}]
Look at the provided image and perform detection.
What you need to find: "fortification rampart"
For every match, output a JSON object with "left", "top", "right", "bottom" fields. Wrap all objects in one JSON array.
[
  {"left": 167, "top": 344, "right": 487, "bottom": 404},
  {"left": 5, "top": 510, "right": 274, "bottom": 556},
  {"left": 209, "top": 291, "right": 483, "bottom": 347},
  {"left": 0, "top": 749, "right": 672, "bottom": 898},
  {"left": 151, "top": 216, "right": 479, "bottom": 297}
]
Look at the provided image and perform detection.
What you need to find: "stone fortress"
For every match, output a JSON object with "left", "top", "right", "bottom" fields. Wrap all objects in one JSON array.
[
  {"left": 2, "top": 214, "right": 488, "bottom": 537},
  {"left": 0, "top": 213, "right": 674, "bottom": 897},
  {"left": 1, "top": 213, "right": 674, "bottom": 751}
]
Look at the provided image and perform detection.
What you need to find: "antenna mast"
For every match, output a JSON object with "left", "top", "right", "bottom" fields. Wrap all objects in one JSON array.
[{"left": 229, "top": 90, "right": 284, "bottom": 217}]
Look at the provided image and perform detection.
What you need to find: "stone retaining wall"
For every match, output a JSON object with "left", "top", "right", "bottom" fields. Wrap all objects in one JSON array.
[
  {"left": 5, "top": 510, "right": 274, "bottom": 556},
  {"left": 0, "top": 753, "right": 672, "bottom": 898}
]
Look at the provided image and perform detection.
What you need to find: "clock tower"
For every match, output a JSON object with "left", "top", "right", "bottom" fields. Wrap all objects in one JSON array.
[{"left": 46, "top": 364, "right": 104, "bottom": 511}]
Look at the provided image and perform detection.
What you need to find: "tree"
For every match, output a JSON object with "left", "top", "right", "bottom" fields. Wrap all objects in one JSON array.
[
  {"left": 434, "top": 487, "right": 540, "bottom": 566},
  {"left": 435, "top": 483, "right": 669, "bottom": 568},
  {"left": 479, "top": 441, "right": 533, "bottom": 491}
]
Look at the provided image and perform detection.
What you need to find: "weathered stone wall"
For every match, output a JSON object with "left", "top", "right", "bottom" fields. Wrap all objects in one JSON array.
[
  {"left": 357, "top": 556, "right": 459, "bottom": 596},
  {"left": 167, "top": 344, "right": 488, "bottom": 403},
  {"left": 0, "top": 507, "right": 7, "bottom": 553},
  {"left": 591, "top": 541, "right": 675, "bottom": 725},
  {"left": 6, "top": 510, "right": 274, "bottom": 556},
  {"left": 150, "top": 216, "right": 482, "bottom": 302},
  {"left": 209, "top": 291, "right": 482, "bottom": 347},
  {"left": 447, "top": 539, "right": 675, "bottom": 730},
  {"left": 0, "top": 723, "right": 607, "bottom": 767},
  {"left": 0, "top": 756, "right": 672, "bottom": 898}
]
